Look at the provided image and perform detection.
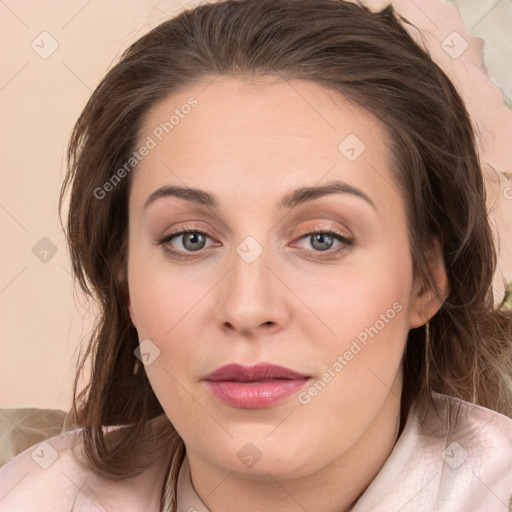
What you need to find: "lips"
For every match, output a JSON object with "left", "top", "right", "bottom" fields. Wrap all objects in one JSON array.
[
  {"left": 203, "top": 363, "right": 309, "bottom": 382},
  {"left": 203, "top": 363, "right": 311, "bottom": 408}
]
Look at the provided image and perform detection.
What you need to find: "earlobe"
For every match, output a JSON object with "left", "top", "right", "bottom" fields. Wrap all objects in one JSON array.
[
  {"left": 117, "top": 266, "right": 136, "bottom": 327},
  {"left": 408, "top": 238, "right": 450, "bottom": 329}
]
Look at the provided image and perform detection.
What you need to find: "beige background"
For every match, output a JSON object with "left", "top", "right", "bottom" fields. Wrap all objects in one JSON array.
[{"left": 1, "top": 0, "right": 511, "bottom": 412}]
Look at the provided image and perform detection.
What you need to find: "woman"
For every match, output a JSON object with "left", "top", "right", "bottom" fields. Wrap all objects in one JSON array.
[{"left": 1, "top": 0, "right": 511, "bottom": 510}]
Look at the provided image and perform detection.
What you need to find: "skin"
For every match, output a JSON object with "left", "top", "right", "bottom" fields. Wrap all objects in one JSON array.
[{"left": 126, "top": 75, "right": 448, "bottom": 512}]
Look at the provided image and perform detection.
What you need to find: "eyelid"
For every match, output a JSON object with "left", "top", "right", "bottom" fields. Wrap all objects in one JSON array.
[
  {"left": 293, "top": 222, "right": 352, "bottom": 239},
  {"left": 158, "top": 221, "right": 351, "bottom": 245},
  {"left": 159, "top": 222, "right": 215, "bottom": 240}
]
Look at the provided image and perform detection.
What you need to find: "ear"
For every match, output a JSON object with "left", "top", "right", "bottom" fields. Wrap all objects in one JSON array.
[
  {"left": 117, "top": 266, "right": 137, "bottom": 328},
  {"left": 126, "top": 294, "right": 137, "bottom": 328},
  {"left": 408, "top": 237, "right": 450, "bottom": 329}
]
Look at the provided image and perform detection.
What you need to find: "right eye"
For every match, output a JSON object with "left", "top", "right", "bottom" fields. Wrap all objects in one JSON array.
[{"left": 157, "top": 229, "right": 218, "bottom": 258}]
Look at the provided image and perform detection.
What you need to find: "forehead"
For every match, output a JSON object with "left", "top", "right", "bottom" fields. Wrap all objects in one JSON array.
[{"left": 130, "top": 75, "right": 396, "bottom": 210}]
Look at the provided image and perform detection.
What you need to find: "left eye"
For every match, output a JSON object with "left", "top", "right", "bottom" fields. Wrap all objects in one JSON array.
[{"left": 296, "top": 231, "right": 351, "bottom": 252}]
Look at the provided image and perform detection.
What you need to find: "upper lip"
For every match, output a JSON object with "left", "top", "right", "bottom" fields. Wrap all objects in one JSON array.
[{"left": 203, "top": 363, "right": 310, "bottom": 382}]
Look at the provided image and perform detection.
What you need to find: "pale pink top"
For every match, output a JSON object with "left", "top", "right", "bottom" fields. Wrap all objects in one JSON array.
[{"left": 1, "top": 393, "right": 511, "bottom": 511}]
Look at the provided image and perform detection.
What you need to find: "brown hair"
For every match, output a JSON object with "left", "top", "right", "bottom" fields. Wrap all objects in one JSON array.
[{"left": 59, "top": 0, "right": 512, "bottom": 508}]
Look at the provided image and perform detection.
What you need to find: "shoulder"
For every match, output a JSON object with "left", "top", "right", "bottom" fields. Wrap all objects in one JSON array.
[
  {"left": 431, "top": 392, "right": 512, "bottom": 446},
  {"left": 0, "top": 427, "right": 92, "bottom": 511},
  {"left": 428, "top": 392, "right": 512, "bottom": 473},
  {"left": 422, "top": 393, "right": 512, "bottom": 510},
  {"left": 0, "top": 425, "right": 171, "bottom": 511},
  {"left": 352, "top": 393, "right": 512, "bottom": 512}
]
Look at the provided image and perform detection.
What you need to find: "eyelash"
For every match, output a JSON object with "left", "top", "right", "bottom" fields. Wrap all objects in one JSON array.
[{"left": 157, "top": 226, "right": 355, "bottom": 260}]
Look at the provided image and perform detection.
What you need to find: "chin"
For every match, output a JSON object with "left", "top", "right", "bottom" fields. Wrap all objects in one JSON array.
[{"left": 205, "top": 434, "right": 327, "bottom": 480}]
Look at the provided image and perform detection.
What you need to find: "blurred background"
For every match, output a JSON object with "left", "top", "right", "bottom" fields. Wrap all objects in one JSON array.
[{"left": 1, "top": 0, "right": 511, "bottom": 412}]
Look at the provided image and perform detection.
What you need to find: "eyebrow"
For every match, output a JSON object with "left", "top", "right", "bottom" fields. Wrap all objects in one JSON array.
[{"left": 143, "top": 180, "right": 376, "bottom": 211}]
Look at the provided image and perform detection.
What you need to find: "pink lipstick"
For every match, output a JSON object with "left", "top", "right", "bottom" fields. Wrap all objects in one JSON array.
[{"left": 203, "top": 363, "right": 311, "bottom": 408}]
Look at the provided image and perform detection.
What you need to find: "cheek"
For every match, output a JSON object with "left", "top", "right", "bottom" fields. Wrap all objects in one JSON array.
[
  {"left": 299, "top": 241, "right": 413, "bottom": 406},
  {"left": 127, "top": 253, "right": 212, "bottom": 394},
  {"left": 127, "top": 259, "right": 207, "bottom": 432},
  {"left": 293, "top": 241, "right": 413, "bottom": 343},
  {"left": 127, "top": 249, "right": 204, "bottom": 338},
  {"left": 308, "top": 281, "right": 409, "bottom": 398},
  {"left": 290, "top": 268, "right": 411, "bottom": 461}
]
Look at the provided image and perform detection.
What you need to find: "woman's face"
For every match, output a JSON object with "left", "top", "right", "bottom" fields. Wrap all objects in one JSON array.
[{"left": 126, "top": 76, "right": 442, "bottom": 480}]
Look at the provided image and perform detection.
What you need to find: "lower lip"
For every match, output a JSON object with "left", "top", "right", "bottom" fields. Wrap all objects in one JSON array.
[{"left": 205, "top": 378, "right": 310, "bottom": 408}]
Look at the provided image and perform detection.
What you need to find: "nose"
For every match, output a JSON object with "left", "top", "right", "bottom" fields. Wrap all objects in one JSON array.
[{"left": 216, "top": 241, "right": 290, "bottom": 337}]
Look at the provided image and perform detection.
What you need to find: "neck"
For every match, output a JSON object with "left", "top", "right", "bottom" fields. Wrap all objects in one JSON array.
[{"left": 186, "top": 377, "right": 403, "bottom": 512}]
